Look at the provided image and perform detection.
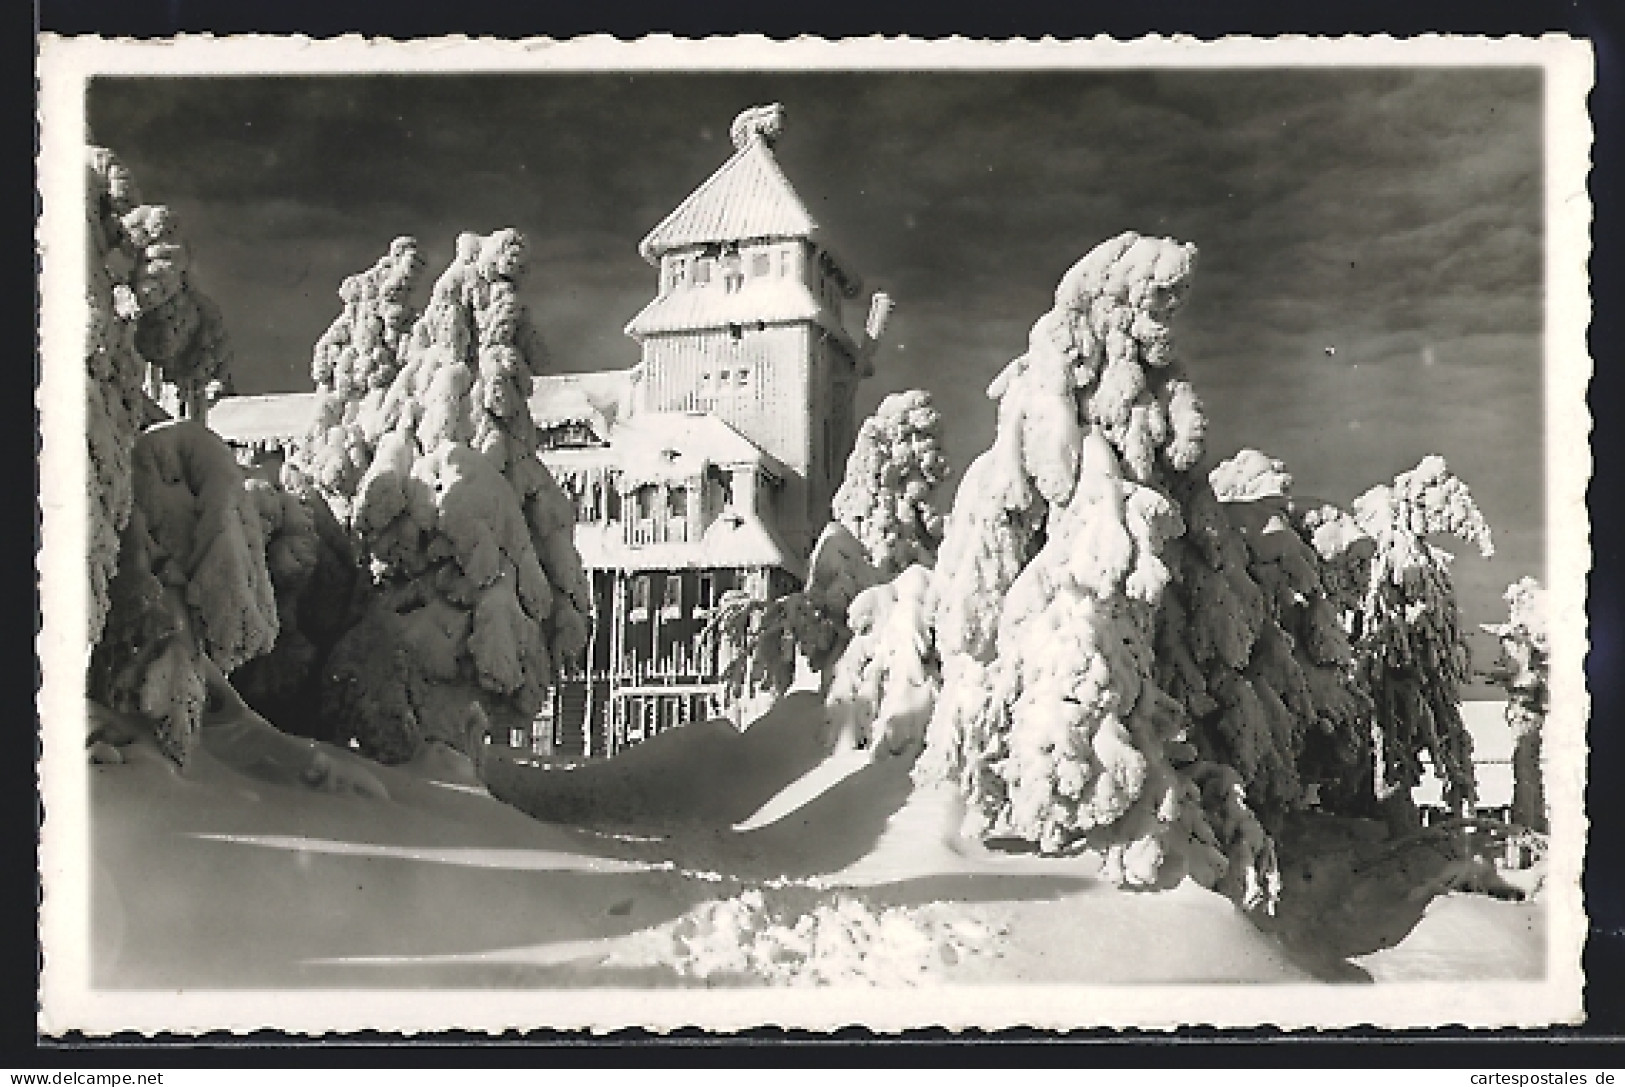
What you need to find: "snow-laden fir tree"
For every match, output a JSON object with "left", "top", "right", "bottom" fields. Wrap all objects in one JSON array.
[
  {"left": 314, "top": 229, "right": 591, "bottom": 763},
  {"left": 85, "top": 147, "right": 159, "bottom": 649},
  {"left": 831, "top": 389, "right": 951, "bottom": 577},
  {"left": 117, "top": 203, "right": 234, "bottom": 422},
  {"left": 1483, "top": 576, "right": 1548, "bottom": 831},
  {"left": 1302, "top": 456, "right": 1494, "bottom": 824},
  {"left": 913, "top": 232, "right": 1323, "bottom": 907},
  {"left": 88, "top": 421, "right": 280, "bottom": 763},
  {"left": 287, "top": 236, "right": 427, "bottom": 522},
  {"left": 1202, "top": 449, "right": 1370, "bottom": 820}
]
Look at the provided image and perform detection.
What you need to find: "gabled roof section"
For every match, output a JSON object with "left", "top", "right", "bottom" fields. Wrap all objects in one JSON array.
[
  {"left": 623, "top": 279, "right": 855, "bottom": 349},
  {"left": 567, "top": 512, "right": 805, "bottom": 580},
  {"left": 638, "top": 105, "right": 818, "bottom": 264},
  {"left": 529, "top": 369, "right": 635, "bottom": 439},
  {"left": 208, "top": 392, "right": 319, "bottom": 450},
  {"left": 612, "top": 411, "right": 790, "bottom": 483},
  {"left": 538, "top": 410, "right": 790, "bottom": 487}
]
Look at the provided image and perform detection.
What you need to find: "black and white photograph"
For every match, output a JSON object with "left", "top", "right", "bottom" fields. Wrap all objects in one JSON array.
[{"left": 35, "top": 34, "right": 1592, "bottom": 1033}]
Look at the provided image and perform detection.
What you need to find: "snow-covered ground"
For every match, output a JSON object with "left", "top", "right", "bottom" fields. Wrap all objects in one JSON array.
[{"left": 85, "top": 691, "right": 1543, "bottom": 992}]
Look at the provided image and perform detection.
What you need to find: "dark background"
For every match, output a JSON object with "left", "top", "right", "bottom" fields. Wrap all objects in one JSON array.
[{"left": 28, "top": 0, "right": 1625, "bottom": 1057}]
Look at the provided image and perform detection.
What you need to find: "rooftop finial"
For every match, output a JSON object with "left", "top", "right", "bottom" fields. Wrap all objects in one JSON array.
[{"left": 730, "top": 103, "right": 785, "bottom": 151}]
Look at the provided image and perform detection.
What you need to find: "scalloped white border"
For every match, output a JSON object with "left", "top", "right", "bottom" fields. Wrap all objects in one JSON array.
[{"left": 36, "top": 32, "right": 1594, "bottom": 1036}]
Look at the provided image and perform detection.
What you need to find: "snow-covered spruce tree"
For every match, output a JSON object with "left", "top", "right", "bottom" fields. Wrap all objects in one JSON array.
[
  {"left": 118, "top": 203, "right": 234, "bottom": 422},
  {"left": 86, "top": 147, "right": 162, "bottom": 649},
  {"left": 1305, "top": 456, "right": 1494, "bottom": 824},
  {"left": 915, "top": 232, "right": 1292, "bottom": 907},
  {"left": 87, "top": 421, "right": 280, "bottom": 763},
  {"left": 1483, "top": 577, "right": 1549, "bottom": 831},
  {"left": 1201, "top": 450, "right": 1371, "bottom": 820},
  {"left": 315, "top": 229, "right": 590, "bottom": 764},
  {"left": 286, "top": 236, "right": 427, "bottom": 522},
  {"left": 822, "top": 564, "right": 940, "bottom": 754},
  {"left": 830, "top": 389, "right": 951, "bottom": 577}
]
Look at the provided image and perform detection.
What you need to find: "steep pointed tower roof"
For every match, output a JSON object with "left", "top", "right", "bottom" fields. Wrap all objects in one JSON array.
[{"left": 637, "top": 104, "right": 819, "bottom": 264}]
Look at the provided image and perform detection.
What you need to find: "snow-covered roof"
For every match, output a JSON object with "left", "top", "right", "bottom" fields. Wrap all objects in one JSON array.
[
  {"left": 542, "top": 411, "right": 788, "bottom": 486},
  {"left": 570, "top": 510, "right": 805, "bottom": 580},
  {"left": 638, "top": 137, "right": 818, "bottom": 264},
  {"left": 1411, "top": 700, "right": 1516, "bottom": 810},
  {"left": 624, "top": 279, "right": 854, "bottom": 347},
  {"left": 208, "top": 392, "right": 319, "bottom": 450},
  {"left": 529, "top": 369, "right": 634, "bottom": 437}
]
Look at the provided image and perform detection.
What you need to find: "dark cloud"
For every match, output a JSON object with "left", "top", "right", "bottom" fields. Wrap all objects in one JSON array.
[{"left": 88, "top": 67, "right": 1545, "bottom": 628}]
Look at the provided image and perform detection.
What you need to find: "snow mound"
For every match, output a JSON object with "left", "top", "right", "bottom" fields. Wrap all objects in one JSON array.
[{"left": 609, "top": 888, "right": 996, "bottom": 985}]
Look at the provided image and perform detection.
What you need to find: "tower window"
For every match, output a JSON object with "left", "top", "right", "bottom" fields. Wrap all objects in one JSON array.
[{"left": 721, "top": 249, "right": 744, "bottom": 293}]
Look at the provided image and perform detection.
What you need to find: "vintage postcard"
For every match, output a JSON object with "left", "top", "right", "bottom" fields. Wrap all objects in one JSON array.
[{"left": 36, "top": 33, "right": 1592, "bottom": 1034}]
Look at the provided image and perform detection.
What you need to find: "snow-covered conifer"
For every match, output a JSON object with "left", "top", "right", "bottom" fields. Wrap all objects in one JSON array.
[
  {"left": 1483, "top": 576, "right": 1549, "bottom": 830},
  {"left": 1328, "top": 456, "right": 1495, "bottom": 820},
  {"left": 86, "top": 147, "right": 159, "bottom": 648},
  {"left": 288, "top": 237, "right": 426, "bottom": 521},
  {"left": 118, "top": 203, "right": 234, "bottom": 422},
  {"left": 1198, "top": 450, "right": 1370, "bottom": 819},
  {"left": 915, "top": 233, "right": 1287, "bottom": 906},
  {"left": 316, "top": 230, "right": 590, "bottom": 763},
  {"left": 88, "top": 422, "right": 280, "bottom": 763},
  {"left": 831, "top": 389, "right": 951, "bottom": 576}
]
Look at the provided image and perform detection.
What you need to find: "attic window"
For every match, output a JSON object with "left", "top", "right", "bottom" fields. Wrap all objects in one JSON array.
[
  {"left": 693, "top": 260, "right": 712, "bottom": 286},
  {"left": 751, "top": 252, "right": 771, "bottom": 277}
]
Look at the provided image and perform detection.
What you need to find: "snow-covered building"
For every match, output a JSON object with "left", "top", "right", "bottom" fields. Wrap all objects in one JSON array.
[{"left": 210, "top": 104, "right": 891, "bottom": 759}]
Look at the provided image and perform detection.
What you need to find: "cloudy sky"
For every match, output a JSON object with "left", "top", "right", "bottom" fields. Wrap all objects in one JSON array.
[{"left": 88, "top": 68, "right": 1545, "bottom": 635}]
